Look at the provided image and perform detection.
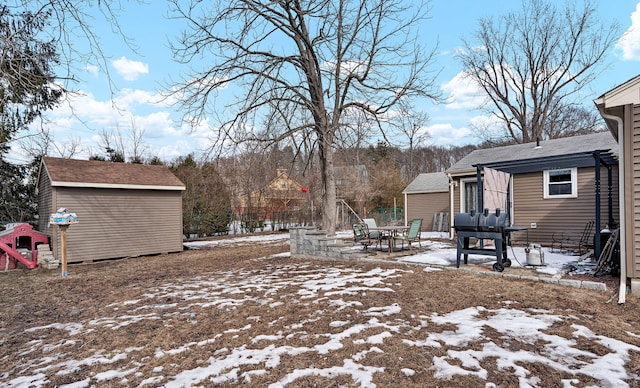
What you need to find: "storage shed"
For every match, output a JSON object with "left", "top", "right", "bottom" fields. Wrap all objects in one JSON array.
[
  {"left": 37, "top": 157, "right": 185, "bottom": 264},
  {"left": 402, "top": 172, "right": 450, "bottom": 232}
]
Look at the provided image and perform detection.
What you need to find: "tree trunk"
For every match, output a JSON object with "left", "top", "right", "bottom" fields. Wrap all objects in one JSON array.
[{"left": 319, "top": 133, "right": 336, "bottom": 236}]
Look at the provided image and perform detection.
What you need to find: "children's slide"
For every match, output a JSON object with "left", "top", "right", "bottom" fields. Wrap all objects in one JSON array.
[{"left": 0, "top": 242, "right": 36, "bottom": 269}]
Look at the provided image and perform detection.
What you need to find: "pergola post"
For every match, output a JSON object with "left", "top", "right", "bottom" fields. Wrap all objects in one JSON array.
[{"left": 594, "top": 150, "right": 602, "bottom": 259}]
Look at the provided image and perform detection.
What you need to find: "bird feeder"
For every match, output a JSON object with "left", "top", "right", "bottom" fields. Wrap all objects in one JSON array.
[{"left": 49, "top": 208, "right": 78, "bottom": 277}]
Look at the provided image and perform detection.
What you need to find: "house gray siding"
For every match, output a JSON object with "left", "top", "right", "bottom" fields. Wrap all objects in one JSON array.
[
  {"left": 631, "top": 103, "right": 640, "bottom": 278},
  {"left": 48, "top": 187, "right": 183, "bottom": 263}
]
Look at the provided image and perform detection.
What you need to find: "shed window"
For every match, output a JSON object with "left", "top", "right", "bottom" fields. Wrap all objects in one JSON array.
[{"left": 544, "top": 168, "right": 577, "bottom": 198}]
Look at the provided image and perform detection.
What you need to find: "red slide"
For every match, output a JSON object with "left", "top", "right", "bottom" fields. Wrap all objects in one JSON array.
[{"left": 0, "top": 242, "right": 37, "bottom": 269}]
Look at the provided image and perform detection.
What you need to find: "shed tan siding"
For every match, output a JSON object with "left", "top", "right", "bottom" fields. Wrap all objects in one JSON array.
[
  {"left": 511, "top": 167, "right": 619, "bottom": 246},
  {"left": 405, "top": 192, "right": 449, "bottom": 231},
  {"left": 37, "top": 170, "right": 53, "bottom": 236},
  {"left": 51, "top": 187, "right": 183, "bottom": 263},
  {"left": 631, "top": 103, "right": 640, "bottom": 278}
]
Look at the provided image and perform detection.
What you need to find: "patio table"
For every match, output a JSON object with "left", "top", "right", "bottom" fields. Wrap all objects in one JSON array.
[{"left": 369, "top": 226, "right": 410, "bottom": 253}]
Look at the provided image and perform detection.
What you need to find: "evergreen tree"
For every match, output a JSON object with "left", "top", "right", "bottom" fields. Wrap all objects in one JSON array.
[{"left": 0, "top": 6, "right": 62, "bottom": 222}]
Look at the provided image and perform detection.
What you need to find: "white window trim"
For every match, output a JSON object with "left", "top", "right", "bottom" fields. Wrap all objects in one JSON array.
[{"left": 543, "top": 168, "right": 578, "bottom": 199}]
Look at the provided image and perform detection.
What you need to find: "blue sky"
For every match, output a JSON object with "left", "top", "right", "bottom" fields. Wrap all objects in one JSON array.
[{"left": 9, "top": 1, "right": 640, "bottom": 164}]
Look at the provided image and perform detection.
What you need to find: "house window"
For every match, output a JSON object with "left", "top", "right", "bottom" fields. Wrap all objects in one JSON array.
[{"left": 544, "top": 168, "right": 577, "bottom": 198}]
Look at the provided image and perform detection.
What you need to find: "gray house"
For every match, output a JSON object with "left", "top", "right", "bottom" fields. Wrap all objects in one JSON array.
[
  {"left": 445, "top": 132, "right": 619, "bottom": 249},
  {"left": 402, "top": 172, "right": 450, "bottom": 232},
  {"left": 594, "top": 74, "right": 640, "bottom": 299},
  {"left": 37, "top": 157, "right": 185, "bottom": 264}
]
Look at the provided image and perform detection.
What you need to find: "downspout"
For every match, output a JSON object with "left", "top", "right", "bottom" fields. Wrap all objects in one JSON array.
[
  {"left": 447, "top": 173, "right": 456, "bottom": 239},
  {"left": 601, "top": 112, "right": 627, "bottom": 304},
  {"left": 476, "top": 165, "right": 483, "bottom": 212},
  {"left": 403, "top": 192, "right": 408, "bottom": 226}
]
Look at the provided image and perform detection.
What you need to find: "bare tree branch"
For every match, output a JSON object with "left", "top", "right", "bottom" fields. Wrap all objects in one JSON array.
[
  {"left": 458, "top": 0, "right": 619, "bottom": 143},
  {"left": 167, "top": 0, "right": 441, "bottom": 233}
]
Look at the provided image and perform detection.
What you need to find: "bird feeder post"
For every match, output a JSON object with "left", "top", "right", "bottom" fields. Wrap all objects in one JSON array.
[
  {"left": 49, "top": 208, "right": 78, "bottom": 277},
  {"left": 59, "top": 224, "right": 69, "bottom": 277}
]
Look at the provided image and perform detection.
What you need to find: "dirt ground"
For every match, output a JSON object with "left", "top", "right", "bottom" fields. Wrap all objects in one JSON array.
[{"left": 1, "top": 235, "right": 639, "bottom": 387}]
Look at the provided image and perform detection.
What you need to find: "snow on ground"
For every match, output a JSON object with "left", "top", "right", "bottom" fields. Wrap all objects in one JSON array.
[
  {"left": 185, "top": 232, "right": 291, "bottom": 248},
  {"left": 400, "top": 232, "right": 587, "bottom": 277},
  {"left": 4, "top": 231, "right": 634, "bottom": 387},
  {"left": 186, "top": 230, "right": 591, "bottom": 277}
]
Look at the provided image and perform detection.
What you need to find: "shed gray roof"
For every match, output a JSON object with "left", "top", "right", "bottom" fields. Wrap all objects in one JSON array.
[
  {"left": 445, "top": 131, "right": 618, "bottom": 175},
  {"left": 403, "top": 172, "right": 449, "bottom": 194}
]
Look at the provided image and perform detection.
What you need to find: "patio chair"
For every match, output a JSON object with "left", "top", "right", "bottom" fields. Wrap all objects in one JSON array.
[
  {"left": 352, "top": 222, "right": 373, "bottom": 251},
  {"left": 551, "top": 220, "right": 595, "bottom": 256},
  {"left": 363, "top": 218, "right": 385, "bottom": 250},
  {"left": 395, "top": 218, "right": 423, "bottom": 251}
]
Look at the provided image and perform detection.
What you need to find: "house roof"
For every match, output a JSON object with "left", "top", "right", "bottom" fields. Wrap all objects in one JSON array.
[
  {"left": 593, "top": 73, "right": 640, "bottom": 140},
  {"left": 403, "top": 172, "right": 449, "bottom": 194},
  {"left": 40, "top": 157, "right": 185, "bottom": 191},
  {"left": 594, "top": 74, "right": 640, "bottom": 108},
  {"left": 445, "top": 132, "right": 618, "bottom": 176}
]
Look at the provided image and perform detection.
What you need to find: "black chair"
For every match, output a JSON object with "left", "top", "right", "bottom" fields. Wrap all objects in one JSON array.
[
  {"left": 353, "top": 222, "right": 373, "bottom": 252},
  {"left": 551, "top": 220, "right": 594, "bottom": 256}
]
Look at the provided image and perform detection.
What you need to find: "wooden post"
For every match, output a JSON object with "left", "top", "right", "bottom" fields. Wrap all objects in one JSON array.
[{"left": 60, "top": 225, "right": 69, "bottom": 277}]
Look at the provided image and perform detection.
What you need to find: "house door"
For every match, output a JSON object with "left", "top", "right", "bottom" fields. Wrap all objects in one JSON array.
[{"left": 461, "top": 180, "right": 478, "bottom": 213}]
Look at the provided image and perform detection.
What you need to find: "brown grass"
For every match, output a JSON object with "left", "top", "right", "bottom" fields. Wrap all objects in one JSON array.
[{"left": 1, "top": 237, "right": 639, "bottom": 387}]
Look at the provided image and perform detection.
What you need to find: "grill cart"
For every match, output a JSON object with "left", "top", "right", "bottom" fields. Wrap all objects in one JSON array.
[{"left": 454, "top": 208, "right": 526, "bottom": 272}]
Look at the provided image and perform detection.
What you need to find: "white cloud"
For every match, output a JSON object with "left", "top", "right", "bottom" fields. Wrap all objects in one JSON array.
[
  {"left": 113, "top": 88, "right": 162, "bottom": 109},
  {"left": 441, "top": 71, "right": 487, "bottom": 110},
  {"left": 112, "top": 56, "right": 149, "bottom": 81},
  {"left": 617, "top": 3, "right": 640, "bottom": 61},
  {"left": 425, "top": 123, "right": 476, "bottom": 146},
  {"left": 52, "top": 92, "right": 124, "bottom": 127},
  {"left": 469, "top": 114, "right": 502, "bottom": 129},
  {"left": 34, "top": 89, "right": 205, "bottom": 162},
  {"left": 85, "top": 64, "right": 99, "bottom": 77},
  {"left": 468, "top": 114, "right": 506, "bottom": 139}
]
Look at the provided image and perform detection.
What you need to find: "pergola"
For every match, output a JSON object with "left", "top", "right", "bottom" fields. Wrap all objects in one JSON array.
[{"left": 473, "top": 149, "right": 618, "bottom": 259}]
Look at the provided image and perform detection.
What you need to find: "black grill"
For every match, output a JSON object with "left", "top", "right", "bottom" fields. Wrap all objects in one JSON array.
[{"left": 453, "top": 208, "right": 514, "bottom": 272}]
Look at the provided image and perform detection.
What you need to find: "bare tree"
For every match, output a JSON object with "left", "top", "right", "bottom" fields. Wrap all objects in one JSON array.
[
  {"left": 457, "top": 0, "right": 619, "bottom": 143},
  {"left": 95, "top": 127, "right": 126, "bottom": 162},
  {"left": 7, "top": 1, "right": 139, "bottom": 93},
  {"left": 392, "top": 105, "right": 430, "bottom": 181},
  {"left": 167, "top": 0, "right": 441, "bottom": 234},
  {"left": 542, "top": 101, "right": 605, "bottom": 139},
  {"left": 6, "top": 1, "right": 143, "bottom": 162},
  {"left": 17, "top": 126, "right": 83, "bottom": 159},
  {"left": 127, "top": 118, "right": 148, "bottom": 164}
]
